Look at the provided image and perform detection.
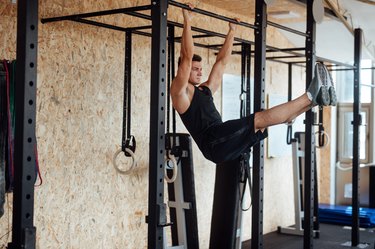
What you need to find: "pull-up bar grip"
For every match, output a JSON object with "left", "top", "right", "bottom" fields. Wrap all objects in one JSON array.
[
  {"left": 168, "top": 0, "right": 258, "bottom": 30},
  {"left": 41, "top": 5, "right": 152, "bottom": 23}
]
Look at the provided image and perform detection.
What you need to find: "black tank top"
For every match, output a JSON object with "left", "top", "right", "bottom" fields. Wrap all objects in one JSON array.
[{"left": 179, "top": 86, "right": 222, "bottom": 149}]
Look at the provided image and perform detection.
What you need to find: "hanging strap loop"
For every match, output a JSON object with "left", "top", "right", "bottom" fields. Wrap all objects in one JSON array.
[
  {"left": 113, "top": 31, "right": 137, "bottom": 174},
  {"left": 239, "top": 153, "right": 252, "bottom": 211},
  {"left": 315, "top": 106, "right": 329, "bottom": 148}
]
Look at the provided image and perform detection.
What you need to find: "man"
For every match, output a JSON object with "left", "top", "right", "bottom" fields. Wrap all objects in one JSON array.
[{"left": 171, "top": 6, "right": 335, "bottom": 164}]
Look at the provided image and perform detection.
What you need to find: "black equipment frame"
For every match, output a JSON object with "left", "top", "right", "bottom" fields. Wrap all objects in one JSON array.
[
  {"left": 304, "top": 1, "right": 316, "bottom": 248},
  {"left": 147, "top": 1, "right": 168, "bottom": 248},
  {"left": 252, "top": 1, "right": 267, "bottom": 248},
  {"left": 8, "top": 0, "right": 39, "bottom": 248},
  {"left": 351, "top": 28, "right": 362, "bottom": 247},
  {"left": 8, "top": 0, "right": 360, "bottom": 249}
]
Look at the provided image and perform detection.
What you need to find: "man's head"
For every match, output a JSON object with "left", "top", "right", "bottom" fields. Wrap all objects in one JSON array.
[{"left": 178, "top": 54, "right": 202, "bottom": 85}]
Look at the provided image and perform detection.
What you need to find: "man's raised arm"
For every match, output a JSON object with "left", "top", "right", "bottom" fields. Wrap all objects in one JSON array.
[
  {"left": 171, "top": 7, "right": 194, "bottom": 97},
  {"left": 204, "top": 21, "right": 237, "bottom": 94}
]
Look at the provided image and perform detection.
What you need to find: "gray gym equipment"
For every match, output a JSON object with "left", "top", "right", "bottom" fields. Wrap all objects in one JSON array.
[{"left": 278, "top": 132, "right": 319, "bottom": 237}]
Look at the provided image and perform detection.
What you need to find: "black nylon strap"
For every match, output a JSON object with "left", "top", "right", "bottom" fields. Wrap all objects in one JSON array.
[
  {"left": 286, "top": 63, "right": 293, "bottom": 145},
  {"left": 167, "top": 25, "right": 172, "bottom": 136},
  {"left": 241, "top": 43, "right": 246, "bottom": 118},
  {"left": 239, "top": 44, "right": 253, "bottom": 211},
  {"left": 122, "top": 31, "right": 135, "bottom": 155},
  {"left": 245, "top": 44, "right": 251, "bottom": 117},
  {"left": 240, "top": 153, "right": 252, "bottom": 211},
  {"left": 318, "top": 106, "right": 325, "bottom": 147},
  {"left": 241, "top": 43, "right": 251, "bottom": 118},
  {"left": 166, "top": 25, "right": 178, "bottom": 155}
]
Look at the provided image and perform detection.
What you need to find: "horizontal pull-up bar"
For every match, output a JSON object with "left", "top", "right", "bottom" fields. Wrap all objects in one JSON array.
[
  {"left": 262, "top": 45, "right": 306, "bottom": 57},
  {"left": 267, "top": 21, "right": 308, "bottom": 37},
  {"left": 40, "top": 3, "right": 316, "bottom": 64},
  {"left": 252, "top": 47, "right": 306, "bottom": 53},
  {"left": 330, "top": 67, "right": 374, "bottom": 72},
  {"left": 73, "top": 18, "right": 152, "bottom": 33},
  {"left": 174, "top": 34, "right": 215, "bottom": 41},
  {"left": 125, "top": 11, "right": 254, "bottom": 45},
  {"left": 41, "top": 5, "right": 151, "bottom": 23},
  {"left": 266, "top": 55, "right": 304, "bottom": 60},
  {"left": 168, "top": 0, "right": 258, "bottom": 30},
  {"left": 361, "top": 83, "right": 375, "bottom": 88},
  {"left": 316, "top": 57, "right": 355, "bottom": 69},
  {"left": 169, "top": 0, "right": 309, "bottom": 37}
]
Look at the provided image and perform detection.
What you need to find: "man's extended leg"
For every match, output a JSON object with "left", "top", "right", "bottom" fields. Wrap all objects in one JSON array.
[{"left": 254, "top": 93, "right": 312, "bottom": 131}]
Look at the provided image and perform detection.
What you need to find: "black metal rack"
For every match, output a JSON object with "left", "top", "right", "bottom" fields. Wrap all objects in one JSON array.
[
  {"left": 9, "top": 0, "right": 363, "bottom": 248},
  {"left": 8, "top": 1, "right": 39, "bottom": 248},
  {"left": 352, "top": 28, "right": 362, "bottom": 247}
]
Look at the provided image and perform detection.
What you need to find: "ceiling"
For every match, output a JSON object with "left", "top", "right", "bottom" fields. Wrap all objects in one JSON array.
[{"left": 198, "top": 0, "right": 375, "bottom": 64}]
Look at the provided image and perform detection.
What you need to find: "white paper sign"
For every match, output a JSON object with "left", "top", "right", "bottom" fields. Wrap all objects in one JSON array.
[{"left": 221, "top": 74, "right": 242, "bottom": 122}]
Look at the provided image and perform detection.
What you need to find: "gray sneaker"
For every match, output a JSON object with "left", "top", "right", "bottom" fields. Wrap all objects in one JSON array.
[
  {"left": 307, "top": 62, "right": 330, "bottom": 106},
  {"left": 323, "top": 65, "right": 337, "bottom": 106}
]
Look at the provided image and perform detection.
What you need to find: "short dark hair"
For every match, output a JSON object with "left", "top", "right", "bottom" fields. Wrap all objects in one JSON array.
[{"left": 178, "top": 54, "right": 202, "bottom": 66}]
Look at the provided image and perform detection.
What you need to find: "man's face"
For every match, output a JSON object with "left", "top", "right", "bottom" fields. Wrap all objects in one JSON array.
[{"left": 189, "top": 60, "right": 202, "bottom": 85}]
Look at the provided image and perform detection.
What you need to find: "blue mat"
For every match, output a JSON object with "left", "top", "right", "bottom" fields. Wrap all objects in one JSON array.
[{"left": 319, "top": 204, "right": 375, "bottom": 228}]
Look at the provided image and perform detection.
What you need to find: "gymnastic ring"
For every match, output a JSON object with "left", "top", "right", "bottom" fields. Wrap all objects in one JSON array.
[
  {"left": 315, "top": 130, "right": 330, "bottom": 149},
  {"left": 164, "top": 153, "right": 178, "bottom": 183},
  {"left": 112, "top": 147, "right": 137, "bottom": 175}
]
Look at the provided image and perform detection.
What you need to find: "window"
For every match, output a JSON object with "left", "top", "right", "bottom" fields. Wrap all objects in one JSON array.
[
  {"left": 337, "top": 104, "right": 369, "bottom": 163},
  {"left": 336, "top": 59, "right": 373, "bottom": 164}
]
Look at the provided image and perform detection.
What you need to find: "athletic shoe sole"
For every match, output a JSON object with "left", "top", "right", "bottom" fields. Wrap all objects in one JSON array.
[{"left": 316, "top": 63, "right": 331, "bottom": 106}]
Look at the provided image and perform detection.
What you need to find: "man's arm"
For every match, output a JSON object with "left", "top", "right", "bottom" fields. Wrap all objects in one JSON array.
[
  {"left": 203, "top": 21, "right": 237, "bottom": 94},
  {"left": 171, "top": 7, "right": 194, "bottom": 114}
]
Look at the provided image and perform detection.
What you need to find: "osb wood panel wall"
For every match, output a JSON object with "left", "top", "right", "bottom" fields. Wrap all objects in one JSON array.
[
  {"left": 317, "top": 107, "right": 332, "bottom": 204},
  {"left": 1, "top": 0, "right": 312, "bottom": 248}
]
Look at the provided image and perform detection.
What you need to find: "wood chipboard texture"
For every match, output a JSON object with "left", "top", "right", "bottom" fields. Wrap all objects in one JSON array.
[{"left": 0, "top": 0, "right": 331, "bottom": 248}]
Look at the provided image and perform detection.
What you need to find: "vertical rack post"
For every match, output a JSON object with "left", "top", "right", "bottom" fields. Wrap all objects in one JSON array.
[
  {"left": 304, "top": 0, "right": 316, "bottom": 248},
  {"left": 352, "top": 28, "right": 362, "bottom": 247},
  {"left": 252, "top": 1, "right": 266, "bottom": 249},
  {"left": 148, "top": 0, "right": 168, "bottom": 248},
  {"left": 9, "top": 0, "right": 39, "bottom": 248}
]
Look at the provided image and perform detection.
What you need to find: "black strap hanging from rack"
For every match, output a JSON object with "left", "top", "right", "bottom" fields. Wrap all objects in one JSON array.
[
  {"left": 318, "top": 106, "right": 325, "bottom": 147},
  {"left": 286, "top": 63, "right": 293, "bottom": 145},
  {"left": 240, "top": 43, "right": 251, "bottom": 118},
  {"left": 240, "top": 43, "right": 252, "bottom": 210},
  {"left": 122, "top": 31, "right": 136, "bottom": 156},
  {"left": 166, "top": 25, "right": 181, "bottom": 158},
  {"left": 239, "top": 152, "right": 252, "bottom": 211}
]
